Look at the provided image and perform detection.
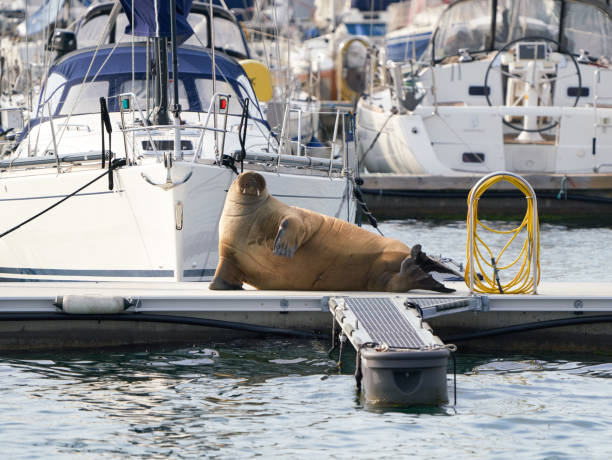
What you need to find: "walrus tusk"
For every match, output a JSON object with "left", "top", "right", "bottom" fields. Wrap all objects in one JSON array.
[{"left": 257, "top": 189, "right": 260, "bottom": 196}]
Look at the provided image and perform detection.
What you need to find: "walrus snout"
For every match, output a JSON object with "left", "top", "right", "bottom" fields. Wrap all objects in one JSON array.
[{"left": 236, "top": 171, "right": 267, "bottom": 197}]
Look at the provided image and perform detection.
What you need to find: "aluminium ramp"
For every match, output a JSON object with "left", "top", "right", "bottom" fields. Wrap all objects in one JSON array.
[{"left": 329, "top": 296, "right": 461, "bottom": 406}]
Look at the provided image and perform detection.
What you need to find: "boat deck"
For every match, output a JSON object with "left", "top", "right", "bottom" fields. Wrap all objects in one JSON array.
[{"left": 1, "top": 281, "right": 611, "bottom": 352}]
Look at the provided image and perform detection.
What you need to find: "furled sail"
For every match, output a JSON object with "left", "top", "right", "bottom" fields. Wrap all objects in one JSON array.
[{"left": 118, "top": 0, "right": 194, "bottom": 44}]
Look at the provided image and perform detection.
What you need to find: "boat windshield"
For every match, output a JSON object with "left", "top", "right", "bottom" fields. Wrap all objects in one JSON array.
[
  {"left": 433, "top": 0, "right": 491, "bottom": 60},
  {"left": 563, "top": 1, "right": 612, "bottom": 59},
  {"left": 494, "top": 0, "right": 560, "bottom": 47},
  {"left": 433, "top": 0, "right": 612, "bottom": 60},
  {"left": 44, "top": 75, "right": 245, "bottom": 117},
  {"left": 76, "top": 12, "right": 248, "bottom": 57}
]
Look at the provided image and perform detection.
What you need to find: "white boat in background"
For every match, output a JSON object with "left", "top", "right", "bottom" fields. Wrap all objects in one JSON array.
[
  {"left": 287, "top": 0, "right": 440, "bottom": 103},
  {"left": 385, "top": 0, "right": 447, "bottom": 63},
  {"left": 0, "top": 1, "right": 357, "bottom": 283},
  {"left": 357, "top": 0, "right": 612, "bottom": 175}
]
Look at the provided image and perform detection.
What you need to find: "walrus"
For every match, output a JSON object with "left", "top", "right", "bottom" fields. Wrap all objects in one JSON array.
[{"left": 209, "top": 171, "right": 457, "bottom": 292}]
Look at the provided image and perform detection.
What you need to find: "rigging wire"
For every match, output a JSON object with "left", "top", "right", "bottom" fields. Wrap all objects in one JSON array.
[
  {"left": 0, "top": 160, "right": 124, "bottom": 240},
  {"left": 49, "top": 2, "right": 123, "bottom": 150}
]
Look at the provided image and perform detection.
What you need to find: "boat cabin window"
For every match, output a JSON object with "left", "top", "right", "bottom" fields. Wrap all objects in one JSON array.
[
  {"left": 236, "top": 74, "right": 264, "bottom": 119},
  {"left": 77, "top": 14, "right": 109, "bottom": 48},
  {"left": 76, "top": 12, "right": 246, "bottom": 57},
  {"left": 52, "top": 77, "right": 248, "bottom": 116},
  {"left": 41, "top": 72, "right": 67, "bottom": 113},
  {"left": 119, "top": 79, "right": 189, "bottom": 111},
  {"left": 59, "top": 81, "right": 110, "bottom": 115},
  {"left": 433, "top": 0, "right": 490, "bottom": 60},
  {"left": 212, "top": 16, "right": 248, "bottom": 56},
  {"left": 495, "top": 0, "right": 560, "bottom": 48},
  {"left": 564, "top": 2, "right": 612, "bottom": 59},
  {"left": 194, "top": 79, "right": 241, "bottom": 113},
  {"left": 76, "top": 13, "right": 136, "bottom": 47},
  {"left": 77, "top": 13, "right": 210, "bottom": 48},
  {"left": 184, "top": 15, "right": 209, "bottom": 47}
]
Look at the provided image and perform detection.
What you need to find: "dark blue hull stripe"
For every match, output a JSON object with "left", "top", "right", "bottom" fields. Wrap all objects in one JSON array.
[
  {"left": 0, "top": 267, "right": 174, "bottom": 277},
  {"left": 0, "top": 267, "right": 216, "bottom": 280},
  {"left": 0, "top": 277, "right": 89, "bottom": 282},
  {"left": 183, "top": 269, "right": 216, "bottom": 277}
]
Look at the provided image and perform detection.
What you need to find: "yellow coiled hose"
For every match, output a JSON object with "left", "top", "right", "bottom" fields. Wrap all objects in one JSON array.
[{"left": 465, "top": 173, "right": 540, "bottom": 294}]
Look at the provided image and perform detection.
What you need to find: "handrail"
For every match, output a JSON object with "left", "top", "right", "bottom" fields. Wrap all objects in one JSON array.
[
  {"left": 121, "top": 124, "right": 229, "bottom": 134},
  {"left": 0, "top": 107, "right": 26, "bottom": 113},
  {"left": 117, "top": 92, "right": 161, "bottom": 161},
  {"left": 0, "top": 152, "right": 103, "bottom": 169},
  {"left": 116, "top": 91, "right": 232, "bottom": 163},
  {"left": 192, "top": 92, "right": 231, "bottom": 162}
]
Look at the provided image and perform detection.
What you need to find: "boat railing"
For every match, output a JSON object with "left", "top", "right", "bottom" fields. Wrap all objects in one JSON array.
[
  {"left": 0, "top": 152, "right": 103, "bottom": 169},
  {"left": 114, "top": 92, "right": 350, "bottom": 175},
  {"left": 0, "top": 106, "right": 26, "bottom": 156},
  {"left": 279, "top": 105, "right": 355, "bottom": 176},
  {"left": 116, "top": 91, "right": 232, "bottom": 164}
]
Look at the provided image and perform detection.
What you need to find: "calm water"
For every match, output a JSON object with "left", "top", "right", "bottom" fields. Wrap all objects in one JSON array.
[{"left": 2, "top": 220, "right": 612, "bottom": 459}]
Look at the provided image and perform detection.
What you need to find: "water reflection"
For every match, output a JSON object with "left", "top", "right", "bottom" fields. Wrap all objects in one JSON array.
[{"left": 1, "top": 342, "right": 612, "bottom": 458}]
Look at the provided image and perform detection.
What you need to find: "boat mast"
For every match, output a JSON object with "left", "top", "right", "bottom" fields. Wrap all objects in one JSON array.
[
  {"left": 210, "top": 0, "right": 218, "bottom": 160},
  {"left": 170, "top": 0, "right": 182, "bottom": 159},
  {"left": 154, "top": 37, "right": 170, "bottom": 125}
]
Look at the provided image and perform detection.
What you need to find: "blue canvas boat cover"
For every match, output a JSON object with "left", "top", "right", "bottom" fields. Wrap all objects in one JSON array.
[
  {"left": 350, "top": 0, "right": 402, "bottom": 12},
  {"left": 118, "top": 0, "right": 194, "bottom": 43},
  {"left": 51, "top": 44, "right": 246, "bottom": 83},
  {"left": 215, "top": 0, "right": 254, "bottom": 7}
]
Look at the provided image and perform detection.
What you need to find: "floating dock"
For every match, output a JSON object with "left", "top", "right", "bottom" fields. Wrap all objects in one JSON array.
[
  {"left": 2, "top": 280, "right": 612, "bottom": 407},
  {"left": 1, "top": 281, "right": 612, "bottom": 354},
  {"left": 360, "top": 173, "right": 612, "bottom": 221},
  {"left": 329, "top": 296, "right": 458, "bottom": 406}
]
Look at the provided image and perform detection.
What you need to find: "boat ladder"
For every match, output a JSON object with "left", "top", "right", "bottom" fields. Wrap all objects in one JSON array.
[{"left": 327, "top": 296, "right": 472, "bottom": 406}]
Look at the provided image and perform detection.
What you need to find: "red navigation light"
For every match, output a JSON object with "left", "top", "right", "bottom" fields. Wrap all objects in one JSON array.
[{"left": 220, "top": 98, "right": 227, "bottom": 110}]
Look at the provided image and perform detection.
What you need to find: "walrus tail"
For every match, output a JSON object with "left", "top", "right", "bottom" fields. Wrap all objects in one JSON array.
[
  {"left": 397, "top": 257, "right": 455, "bottom": 294},
  {"left": 411, "top": 244, "right": 463, "bottom": 278}
]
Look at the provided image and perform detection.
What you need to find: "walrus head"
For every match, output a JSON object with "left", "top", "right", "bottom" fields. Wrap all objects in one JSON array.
[{"left": 234, "top": 171, "right": 268, "bottom": 199}]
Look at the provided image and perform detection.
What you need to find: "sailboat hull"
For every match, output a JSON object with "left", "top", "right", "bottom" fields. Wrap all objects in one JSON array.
[{"left": 0, "top": 161, "right": 353, "bottom": 282}]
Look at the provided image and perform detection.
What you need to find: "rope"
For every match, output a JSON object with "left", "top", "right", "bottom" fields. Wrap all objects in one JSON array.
[
  {"left": 351, "top": 176, "right": 383, "bottom": 235},
  {"left": 465, "top": 174, "right": 540, "bottom": 294},
  {"left": 450, "top": 349, "right": 457, "bottom": 406}
]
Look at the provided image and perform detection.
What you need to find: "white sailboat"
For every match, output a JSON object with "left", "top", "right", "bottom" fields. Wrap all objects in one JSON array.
[
  {"left": 357, "top": 0, "right": 612, "bottom": 175},
  {"left": 0, "top": 0, "right": 356, "bottom": 283}
]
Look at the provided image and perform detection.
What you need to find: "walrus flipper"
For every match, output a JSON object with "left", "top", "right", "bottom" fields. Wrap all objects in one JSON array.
[
  {"left": 209, "top": 258, "right": 244, "bottom": 290},
  {"left": 396, "top": 257, "right": 455, "bottom": 293},
  {"left": 273, "top": 216, "right": 305, "bottom": 259},
  {"left": 411, "top": 244, "right": 463, "bottom": 277}
]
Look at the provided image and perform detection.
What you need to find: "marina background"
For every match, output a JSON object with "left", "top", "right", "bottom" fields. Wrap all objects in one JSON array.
[
  {"left": 2, "top": 0, "right": 612, "bottom": 456},
  {"left": 1, "top": 218, "right": 611, "bottom": 458}
]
